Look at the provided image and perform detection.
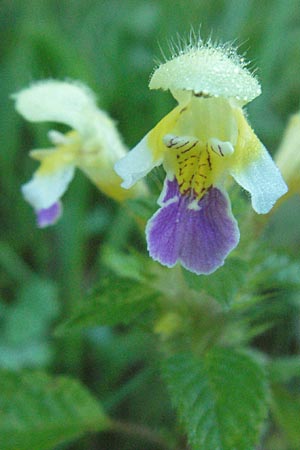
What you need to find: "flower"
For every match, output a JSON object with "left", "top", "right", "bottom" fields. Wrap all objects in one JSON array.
[
  {"left": 115, "top": 40, "right": 287, "bottom": 275},
  {"left": 275, "top": 112, "right": 300, "bottom": 198},
  {"left": 14, "top": 80, "right": 145, "bottom": 228}
]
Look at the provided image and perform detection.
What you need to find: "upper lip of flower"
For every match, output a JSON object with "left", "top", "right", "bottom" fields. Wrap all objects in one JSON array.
[{"left": 149, "top": 43, "right": 261, "bottom": 106}]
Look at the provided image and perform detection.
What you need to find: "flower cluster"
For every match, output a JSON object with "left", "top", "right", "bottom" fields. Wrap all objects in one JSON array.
[
  {"left": 14, "top": 80, "right": 145, "bottom": 227},
  {"left": 115, "top": 41, "right": 287, "bottom": 274}
]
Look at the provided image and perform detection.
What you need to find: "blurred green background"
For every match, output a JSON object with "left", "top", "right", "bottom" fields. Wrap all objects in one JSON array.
[{"left": 1, "top": 0, "right": 300, "bottom": 449}]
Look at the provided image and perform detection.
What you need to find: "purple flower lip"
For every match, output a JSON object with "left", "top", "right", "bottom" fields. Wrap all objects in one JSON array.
[
  {"left": 146, "top": 178, "right": 240, "bottom": 275},
  {"left": 36, "top": 202, "right": 62, "bottom": 228}
]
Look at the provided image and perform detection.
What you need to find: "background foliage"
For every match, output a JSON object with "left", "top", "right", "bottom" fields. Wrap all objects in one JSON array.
[{"left": 1, "top": 0, "right": 300, "bottom": 449}]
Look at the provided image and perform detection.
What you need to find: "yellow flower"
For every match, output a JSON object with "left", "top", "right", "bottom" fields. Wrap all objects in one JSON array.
[
  {"left": 14, "top": 80, "right": 145, "bottom": 227},
  {"left": 275, "top": 112, "right": 300, "bottom": 198}
]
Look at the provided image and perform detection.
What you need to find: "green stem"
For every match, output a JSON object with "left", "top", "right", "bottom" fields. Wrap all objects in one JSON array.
[
  {"left": 109, "top": 419, "right": 178, "bottom": 450},
  {"left": 56, "top": 177, "right": 90, "bottom": 376}
]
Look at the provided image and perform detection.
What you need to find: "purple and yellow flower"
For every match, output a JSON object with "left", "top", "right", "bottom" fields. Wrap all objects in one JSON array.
[
  {"left": 14, "top": 80, "right": 145, "bottom": 227},
  {"left": 115, "top": 41, "right": 287, "bottom": 275}
]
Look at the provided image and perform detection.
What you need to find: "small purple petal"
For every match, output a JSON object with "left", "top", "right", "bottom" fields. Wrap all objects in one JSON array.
[
  {"left": 146, "top": 179, "right": 240, "bottom": 275},
  {"left": 36, "top": 202, "right": 62, "bottom": 228}
]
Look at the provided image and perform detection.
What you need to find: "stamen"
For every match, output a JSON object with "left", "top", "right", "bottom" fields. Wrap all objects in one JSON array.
[
  {"left": 163, "top": 134, "right": 198, "bottom": 149},
  {"left": 209, "top": 138, "right": 234, "bottom": 157}
]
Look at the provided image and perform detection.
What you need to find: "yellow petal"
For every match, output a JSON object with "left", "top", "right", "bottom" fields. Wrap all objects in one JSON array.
[
  {"left": 230, "top": 107, "right": 264, "bottom": 169},
  {"left": 275, "top": 113, "right": 300, "bottom": 196},
  {"left": 147, "top": 105, "right": 182, "bottom": 160}
]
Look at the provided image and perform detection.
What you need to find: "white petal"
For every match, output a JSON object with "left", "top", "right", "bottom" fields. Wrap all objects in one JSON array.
[
  {"left": 114, "top": 134, "right": 162, "bottom": 189},
  {"left": 21, "top": 165, "right": 75, "bottom": 211},
  {"left": 13, "top": 80, "right": 97, "bottom": 134},
  {"left": 230, "top": 146, "right": 287, "bottom": 213}
]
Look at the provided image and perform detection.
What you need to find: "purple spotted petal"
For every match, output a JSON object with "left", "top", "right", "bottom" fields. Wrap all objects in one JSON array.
[
  {"left": 146, "top": 178, "right": 240, "bottom": 275},
  {"left": 36, "top": 202, "right": 62, "bottom": 228}
]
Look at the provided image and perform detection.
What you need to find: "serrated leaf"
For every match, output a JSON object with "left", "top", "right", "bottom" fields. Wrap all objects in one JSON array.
[
  {"left": 57, "top": 277, "right": 160, "bottom": 334},
  {"left": 163, "top": 348, "right": 268, "bottom": 450},
  {"left": 0, "top": 370, "right": 109, "bottom": 450},
  {"left": 183, "top": 258, "right": 247, "bottom": 307},
  {"left": 271, "top": 385, "right": 300, "bottom": 449}
]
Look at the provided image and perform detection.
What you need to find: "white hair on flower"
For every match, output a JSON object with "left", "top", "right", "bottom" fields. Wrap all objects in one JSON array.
[{"left": 150, "top": 35, "right": 261, "bottom": 105}]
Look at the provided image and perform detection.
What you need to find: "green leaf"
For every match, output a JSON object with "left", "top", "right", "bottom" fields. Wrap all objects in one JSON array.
[
  {"left": 0, "top": 279, "right": 60, "bottom": 369},
  {"left": 5, "top": 278, "right": 60, "bottom": 344},
  {"left": 101, "top": 246, "right": 149, "bottom": 281},
  {"left": 271, "top": 385, "right": 300, "bottom": 449},
  {"left": 183, "top": 258, "right": 248, "bottom": 307},
  {"left": 162, "top": 347, "right": 268, "bottom": 450},
  {"left": 57, "top": 277, "right": 160, "bottom": 334},
  {"left": 0, "top": 370, "right": 109, "bottom": 450},
  {"left": 251, "top": 253, "right": 300, "bottom": 290},
  {"left": 268, "top": 356, "right": 300, "bottom": 383}
]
